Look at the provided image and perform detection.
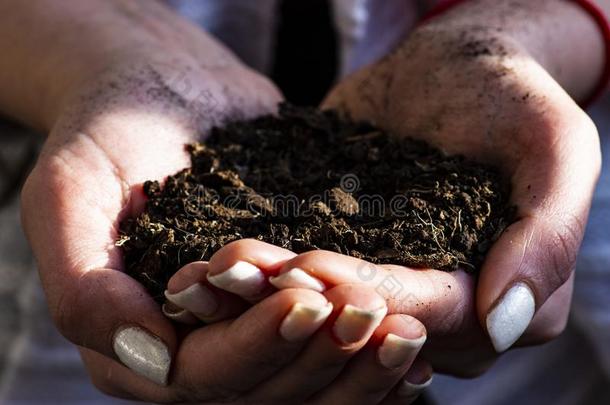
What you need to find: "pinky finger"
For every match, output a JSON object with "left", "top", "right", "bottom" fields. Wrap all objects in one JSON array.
[{"left": 381, "top": 359, "right": 434, "bottom": 405}]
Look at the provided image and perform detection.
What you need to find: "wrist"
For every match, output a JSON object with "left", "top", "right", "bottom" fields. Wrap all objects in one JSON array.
[
  {"left": 0, "top": 0, "right": 242, "bottom": 132},
  {"left": 418, "top": 0, "right": 605, "bottom": 103},
  {"left": 43, "top": 43, "right": 245, "bottom": 132}
]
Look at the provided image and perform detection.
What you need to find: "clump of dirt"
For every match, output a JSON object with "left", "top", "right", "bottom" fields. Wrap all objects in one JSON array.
[{"left": 118, "top": 104, "right": 515, "bottom": 300}]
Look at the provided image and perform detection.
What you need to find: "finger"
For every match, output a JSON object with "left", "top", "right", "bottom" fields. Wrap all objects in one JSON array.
[
  {"left": 478, "top": 113, "right": 600, "bottom": 352},
  {"left": 172, "top": 288, "right": 333, "bottom": 402},
  {"left": 247, "top": 284, "right": 387, "bottom": 402},
  {"left": 381, "top": 359, "right": 434, "bottom": 405},
  {"left": 206, "top": 238, "right": 297, "bottom": 300},
  {"left": 47, "top": 268, "right": 177, "bottom": 386},
  {"left": 313, "top": 314, "right": 426, "bottom": 405},
  {"left": 271, "top": 250, "right": 477, "bottom": 337},
  {"left": 163, "top": 261, "right": 249, "bottom": 323}
]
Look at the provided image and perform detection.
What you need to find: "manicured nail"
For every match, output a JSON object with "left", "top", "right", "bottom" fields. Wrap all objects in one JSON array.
[
  {"left": 164, "top": 283, "right": 218, "bottom": 318},
  {"left": 397, "top": 375, "right": 433, "bottom": 398},
  {"left": 161, "top": 302, "right": 199, "bottom": 324},
  {"left": 377, "top": 333, "right": 426, "bottom": 369},
  {"left": 486, "top": 282, "right": 535, "bottom": 352},
  {"left": 269, "top": 268, "right": 326, "bottom": 292},
  {"left": 279, "top": 302, "right": 334, "bottom": 342},
  {"left": 332, "top": 304, "right": 387, "bottom": 345},
  {"left": 207, "top": 261, "right": 266, "bottom": 297},
  {"left": 113, "top": 326, "right": 171, "bottom": 386}
]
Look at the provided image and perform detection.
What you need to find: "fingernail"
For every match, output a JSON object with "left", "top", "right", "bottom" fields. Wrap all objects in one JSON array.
[
  {"left": 207, "top": 261, "right": 266, "bottom": 297},
  {"left": 486, "top": 282, "right": 535, "bottom": 352},
  {"left": 279, "top": 302, "right": 334, "bottom": 342},
  {"left": 164, "top": 283, "right": 218, "bottom": 318},
  {"left": 377, "top": 333, "right": 426, "bottom": 369},
  {"left": 269, "top": 268, "right": 326, "bottom": 292},
  {"left": 397, "top": 375, "right": 433, "bottom": 398},
  {"left": 162, "top": 302, "right": 199, "bottom": 325},
  {"left": 113, "top": 326, "right": 171, "bottom": 386},
  {"left": 332, "top": 304, "right": 387, "bottom": 345}
]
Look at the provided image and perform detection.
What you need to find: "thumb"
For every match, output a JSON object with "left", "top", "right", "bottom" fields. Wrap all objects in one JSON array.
[
  {"left": 21, "top": 165, "right": 177, "bottom": 386},
  {"left": 477, "top": 113, "right": 601, "bottom": 352}
]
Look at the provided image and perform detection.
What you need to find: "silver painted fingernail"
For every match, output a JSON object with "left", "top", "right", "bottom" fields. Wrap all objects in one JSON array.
[
  {"left": 113, "top": 327, "right": 171, "bottom": 386},
  {"left": 397, "top": 375, "right": 433, "bottom": 398},
  {"left": 486, "top": 282, "right": 536, "bottom": 352},
  {"left": 269, "top": 268, "right": 326, "bottom": 292},
  {"left": 207, "top": 261, "right": 266, "bottom": 297},
  {"left": 164, "top": 283, "right": 218, "bottom": 318},
  {"left": 332, "top": 304, "right": 387, "bottom": 345},
  {"left": 161, "top": 302, "right": 199, "bottom": 324},
  {"left": 377, "top": 333, "right": 426, "bottom": 369},
  {"left": 279, "top": 302, "right": 333, "bottom": 342}
]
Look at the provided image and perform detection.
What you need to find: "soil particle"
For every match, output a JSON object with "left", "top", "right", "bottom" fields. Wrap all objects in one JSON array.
[{"left": 118, "top": 104, "right": 515, "bottom": 300}]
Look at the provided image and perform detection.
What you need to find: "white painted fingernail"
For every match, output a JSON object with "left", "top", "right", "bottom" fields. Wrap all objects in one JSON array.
[
  {"left": 377, "top": 333, "right": 426, "bottom": 369},
  {"left": 161, "top": 302, "right": 199, "bottom": 325},
  {"left": 332, "top": 304, "right": 387, "bottom": 345},
  {"left": 279, "top": 302, "right": 333, "bottom": 342},
  {"left": 397, "top": 375, "right": 433, "bottom": 398},
  {"left": 164, "top": 284, "right": 218, "bottom": 318},
  {"left": 486, "top": 282, "right": 536, "bottom": 352},
  {"left": 113, "top": 327, "right": 171, "bottom": 386},
  {"left": 269, "top": 268, "right": 326, "bottom": 292},
  {"left": 207, "top": 261, "right": 266, "bottom": 297}
]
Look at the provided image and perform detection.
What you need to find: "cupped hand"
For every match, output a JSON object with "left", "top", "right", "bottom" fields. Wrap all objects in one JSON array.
[
  {"left": 19, "top": 44, "right": 333, "bottom": 401},
  {"left": 20, "top": 49, "right": 428, "bottom": 403},
  {"left": 318, "top": 24, "right": 601, "bottom": 371}
]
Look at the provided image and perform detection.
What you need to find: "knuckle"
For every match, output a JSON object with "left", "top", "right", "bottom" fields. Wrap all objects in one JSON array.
[
  {"left": 51, "top": 288, "right": 78, "bottom": 342},
  {"left": 544, "top": 217, "right": 582, "bottom": 288},
  {"left": 291, "top": 250, "right": 335, "bottom": 268}
]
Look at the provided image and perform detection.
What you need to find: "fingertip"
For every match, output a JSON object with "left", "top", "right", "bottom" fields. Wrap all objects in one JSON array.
[
  {"left": 375, "top": 314, "right": 427, "bottom": 343},
  {"left": 161, "top": 302, "right": 200, "bottom": 325},
  {"left": 396, "top": 359, "right": 434, "bottom": 400},
  {"left": 127, "top": 183, "right": 148, "bottom": 217},
  {"left": 324, "top": 283, "right": 387, "bottom": 313},
  {"left": 167, "top": 261, "right": 208, "bottom": 293}
]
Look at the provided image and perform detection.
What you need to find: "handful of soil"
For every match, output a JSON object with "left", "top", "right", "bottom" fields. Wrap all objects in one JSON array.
[{"left": 118, "top": 104, "right": 515, "bottom": 301}]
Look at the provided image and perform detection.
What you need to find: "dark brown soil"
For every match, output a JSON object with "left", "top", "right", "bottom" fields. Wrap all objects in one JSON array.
[{"left": 118, "top": 104, "right": 515, "bottom": 301}]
